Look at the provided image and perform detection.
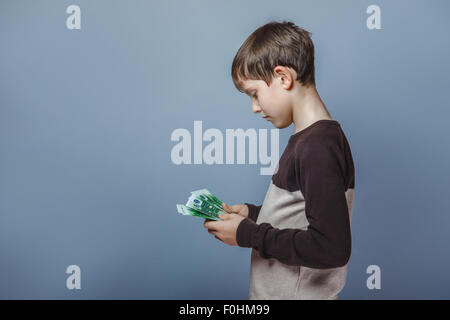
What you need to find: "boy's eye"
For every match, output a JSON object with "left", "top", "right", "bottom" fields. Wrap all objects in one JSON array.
[{"left": 252, "top": 93, "right": 258, "bottom": 99}]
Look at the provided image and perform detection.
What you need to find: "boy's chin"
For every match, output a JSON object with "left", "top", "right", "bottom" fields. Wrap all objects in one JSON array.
[
  {"left": 272, "top": 119, "right": 290, "bottom": 129},
  {"left": 268, "top": 118, "right": 278, "bottom": 127}
]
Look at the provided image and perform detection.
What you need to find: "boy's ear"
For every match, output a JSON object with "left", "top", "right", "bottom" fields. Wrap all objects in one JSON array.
[{"left": 273, "top": 66, "right": 295, "bottom": 90}]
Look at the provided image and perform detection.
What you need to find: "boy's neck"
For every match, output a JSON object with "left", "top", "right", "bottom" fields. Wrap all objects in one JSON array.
[{"left": 291, "top": 85, "right": 332, "bottom": 135}]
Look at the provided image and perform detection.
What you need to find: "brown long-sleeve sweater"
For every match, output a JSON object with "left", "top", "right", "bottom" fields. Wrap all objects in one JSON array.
[{"left": 236, "top": 119, "right": 355, "bottom": 300}]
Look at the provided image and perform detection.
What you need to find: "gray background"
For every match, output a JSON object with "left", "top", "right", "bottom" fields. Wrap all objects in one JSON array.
[{"left": 1, "top": 0, "right": 449, "bottom": 299}]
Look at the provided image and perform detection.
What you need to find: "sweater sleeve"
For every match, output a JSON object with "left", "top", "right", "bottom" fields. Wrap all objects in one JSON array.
[
  {"left": 236, "top": 138, "right": 352, "bottom": 269},
  {"left": 244, "top": 203, "right": 262, "bottom": 222}
]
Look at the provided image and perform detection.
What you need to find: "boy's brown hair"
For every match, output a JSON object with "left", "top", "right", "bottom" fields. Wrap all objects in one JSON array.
[{"left": 231, "top": 20, "right": 316, "bottom": 93}]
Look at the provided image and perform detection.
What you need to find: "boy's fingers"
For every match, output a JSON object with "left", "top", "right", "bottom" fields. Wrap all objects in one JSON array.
[
  {"left": 222, "top": 203, "right": 238, "bottom": 213},
  {"left": 204, "top": 220, "right": 219, "bottom": 231},
  {"left": 222, "top": 203, "right": 232, "bottom": 213},
  {"left": 219, "top": 213, "right": 231, "bottom": 220},
  {"left": 209, "top": 230, "right": 223, "bottom": 241}
]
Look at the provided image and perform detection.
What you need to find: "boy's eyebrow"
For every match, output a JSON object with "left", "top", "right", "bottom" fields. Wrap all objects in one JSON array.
[{"left": 241, "top": 85, "right": 254, "bottom": 95}]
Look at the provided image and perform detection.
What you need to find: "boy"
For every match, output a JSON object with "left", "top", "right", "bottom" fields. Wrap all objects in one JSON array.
[{"left": 204, "top": 21, "right": 355, "bottom": 300}]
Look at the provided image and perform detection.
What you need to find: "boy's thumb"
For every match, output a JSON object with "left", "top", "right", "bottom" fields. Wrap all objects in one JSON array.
[{"left": 222, "top": 203, "right": 235, "bottom": 213}]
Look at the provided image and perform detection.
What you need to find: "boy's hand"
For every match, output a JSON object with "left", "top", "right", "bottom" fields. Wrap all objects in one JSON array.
[
  {"left": 222, "top": 202, "right": 249, "bottom": 218},
  {"left": 203, "top": 213, "right": 246, "bottom": 246}
]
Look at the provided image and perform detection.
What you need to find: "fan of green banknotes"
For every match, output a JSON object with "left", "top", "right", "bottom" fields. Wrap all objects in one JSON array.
[{"left": 176, "top": 189, "right": 228, "bottom": 221}]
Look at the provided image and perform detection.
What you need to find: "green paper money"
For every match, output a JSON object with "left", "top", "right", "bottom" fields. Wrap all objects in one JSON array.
[
  {"left": 191, "top": 189, "right": 224, "bottom": 209},
  {"left": 176, "top": 204, "right": 220, "bottom": 221},
  {"left": 176, "top": 189, "right": 228, "bottom": 221}
]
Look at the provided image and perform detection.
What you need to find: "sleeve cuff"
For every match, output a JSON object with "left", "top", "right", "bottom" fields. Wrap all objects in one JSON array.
[
  {"left": 236, "top": 217, "right": 259, "bottom": 248},
  {"left": 244, "top": 203, "right": 261, "bottom": 222}
]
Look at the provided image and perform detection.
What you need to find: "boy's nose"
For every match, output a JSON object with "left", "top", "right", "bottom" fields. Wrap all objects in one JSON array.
[{"left": 252, "top": 102, "right": 261, "bottom": 114}]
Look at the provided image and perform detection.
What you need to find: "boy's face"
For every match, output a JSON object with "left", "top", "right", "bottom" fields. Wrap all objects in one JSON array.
[{"left": 239, "top": 67, "right": 295, "bottom": 129}]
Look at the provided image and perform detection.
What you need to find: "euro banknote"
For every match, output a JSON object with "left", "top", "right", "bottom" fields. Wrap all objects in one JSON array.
[{"left": 176, "top": 189, "right": 228, "bottom": 221}]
